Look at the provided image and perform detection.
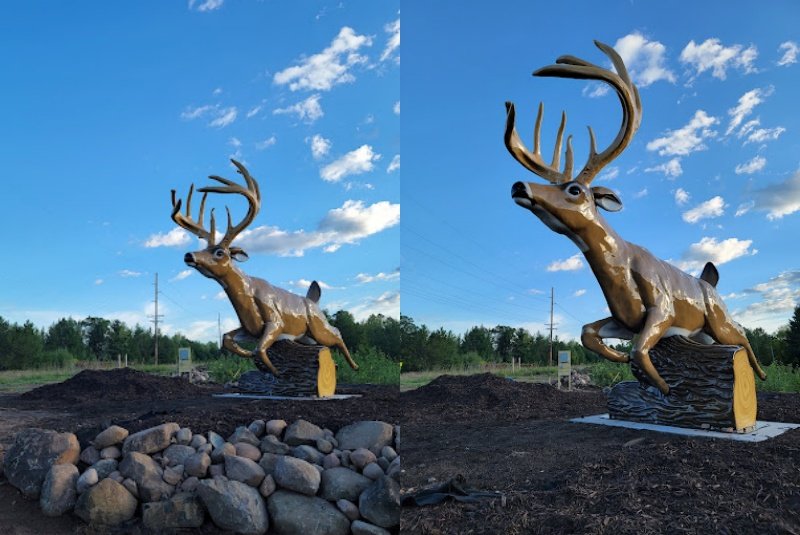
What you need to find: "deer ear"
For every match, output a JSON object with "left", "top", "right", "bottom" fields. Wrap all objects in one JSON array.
[
  {"left": 591, "top": 186, "right": 623, "bottom": 212},
  {"left": 229, "top": 247, "right": 249, "bottom": 262}
]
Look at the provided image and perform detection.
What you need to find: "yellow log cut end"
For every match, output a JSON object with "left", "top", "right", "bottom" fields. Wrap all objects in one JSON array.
[
  {"left": 317, "top": 347, "right": 337, "bottom": 397},
  {"left": 732, "top": 348, "right": 757, "bottom": 431}
]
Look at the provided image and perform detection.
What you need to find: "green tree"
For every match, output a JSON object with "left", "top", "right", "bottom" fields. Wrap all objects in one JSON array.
[
  {"left": 461, "top": 326, "right": 493, "bottom": 359},
  {"left": 492, "top": 325, "right": 515, "bottom": 363},
  {"left": 45, "top": 318, "right": 86, "bottom": 358},
  {"left": 785, "top": 305, "right": 800, "bottom": 367},
  {"left": 82, "top": 317, "right": 111, "bottom": 360},
  {"left": 330, "top": 310, "right": 364, "bottom": 353}
]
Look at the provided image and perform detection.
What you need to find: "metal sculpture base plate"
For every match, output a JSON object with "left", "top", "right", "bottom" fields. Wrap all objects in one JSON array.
[
  {"left": 607, "top": 336, "right": 757, "bottom": 431},
  {"left": 234, "top": 340, "right": 338, "bottom": 397},
  {"left": 572, "top": 414, "right": 800, "bottom": 443},
  {"left": 213, "top": 393, "right": 361, "bottom": 401}
]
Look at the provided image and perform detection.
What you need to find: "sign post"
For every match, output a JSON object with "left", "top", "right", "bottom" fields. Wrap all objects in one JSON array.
[
  {"left": 178, "top": 347, "right": 192, "bottom": 375},
  {"left": 557, "top": 350, "right": 571, "bottom": 390}
]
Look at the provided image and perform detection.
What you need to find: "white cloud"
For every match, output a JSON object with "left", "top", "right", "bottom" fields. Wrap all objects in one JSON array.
[
  {"left": 633, "top": 188, "right": 648, "bottom": 199},
  {"left": 228, "top": 137, "right": 242, "bottom": 148},
  {"left": 675, "top": 236, "right": 756, "bottom": 272},
  {"left": 215, "top": 290, "right": 227, "bottom": 300},
  {"left": 234, "top": 199, "right": 400, "bottom": 257},
  {"left": 726, "top": 87, "right": 772, "bottom": 136},
  {"left": 119, "top": 269, "right": 143, "bottom": 278},
  {"left": 734, "top": 155, "right": 766, "bottom": 175},
  {"left": 680, "top": 38, "right": 758, "bottom": 81},
  {"left": 288, "top": 279, "right": 339, "bottom": 291},
  {"left": 273, "top": 27, "right": 372, "bottom": 91},
  {"left": 732, "top": 270, "right": 800, "bottom": 331},
  {"left": 573, "top": 289, "right": 587, "bottom": 297},
  {"left": 682, "top": 196, "right": 726, "bottom": 223},
  {"left": 350, "top": 291, "right": 400, "bottom": 321},
  {"left": 753, "top": 170, "right": 800, "bottom": 220},
  {"left": 355, "top": 270, "right": 400, "bottom": 284},
  {"left": 777, "top": 41, "right": 799, "bottom": 66},
  {"left": 309, "top": 134, "right": 331, "bottom": 159},
  {"left": 181, "top": 104, "right": 238, "bottom": 128},
  {"left": 94, "top": 279, "right": 104, "bottom": 286},
  {"left": 546, "top": 254, "right": 584, "bottom": 272},
  {"left": 273, "top": 94, "right": 324, "bottom": 123},
  {"left": 674, "top": 188, "right": 691, "bottom": 205},
  {"left": 582, "top": 83, "right": 610, "bottom": 98},
  {"left": 597, "top": 166, "right": 619, "bottom": 181},
  {"left": 735, "top": 201, "right": 755, "bottom": 217},
  {"left": 255, "top": 136, "right": 277, "bottom": 150},
  {"left": 320, "top": 145, "right": 380, "bottom": 182},
  {"left": 646, "top": 110, "right": 718, "bottom": 156},
  {"left": 189, "top": 0, "right": 224, "bottom": 12},
  {"left": 246, "top": 105, "right": 263, "bottom": 118},
  {"left": 742, "top": 123, "right": 786, "bottom": 145},
  {"left": 645, "top": 157, "right": 683, "bottom": 178},
  {"left": 387, "top": 154, "right": 400, "bottom": 174},
  {"left": 380, "top": 18, "right": 400, "bottom": 63},
  {"left": 212, "top": 87, "right": 223, "bottom": 95},
  {"left": 209, "top": 107, "right": 237, "bottom": 128},
  {"left": 144, "top": 228, "right": 191, "bottom": 248},
  {"left": 170, "top": 270, "right": 193, "bottom": 282},
  {"left": 613, "top": 32, "right": 676, "bottom": 87},
  {"left": 393, "top": 101, "right": 400, "bottom": 115}
]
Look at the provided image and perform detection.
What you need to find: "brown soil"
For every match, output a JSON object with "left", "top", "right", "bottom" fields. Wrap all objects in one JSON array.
[
  {"left": 0, "top": 368, "right": 398, "bottom": 534},
  {"left": 401, "top": 374, "right": 800, "bottom": 535}
]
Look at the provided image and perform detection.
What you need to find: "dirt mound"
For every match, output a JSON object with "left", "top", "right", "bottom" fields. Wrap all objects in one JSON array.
[
  {"left": 402, "top": 373, "right": 605, "bottom": 424},
  {"left": 19, "top": 368, "right": 206, "bottom": 405}
]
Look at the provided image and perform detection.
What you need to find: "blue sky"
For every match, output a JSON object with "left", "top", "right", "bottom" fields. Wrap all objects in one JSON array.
[
  {"left": 1, "top": 1, "right": 399, "bottom": 342},
  {"left": 403, "top": 1, "right": 800, "bottom": 340}
]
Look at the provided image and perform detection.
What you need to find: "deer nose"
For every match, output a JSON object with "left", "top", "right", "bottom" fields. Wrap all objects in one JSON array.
[
  {"left": 511, "top": 181, "right": 528, "bottom": 197},
  {"left": 184, "top": 253, "right": 195, "bottom": 264}
]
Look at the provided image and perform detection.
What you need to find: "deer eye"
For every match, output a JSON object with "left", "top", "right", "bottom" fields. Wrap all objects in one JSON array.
[
  {"left": 567, "top": 185, "right": 582, "bottom": 196},
  {"left": 213, "top": 248, "right": 226, "bottom": 259}
]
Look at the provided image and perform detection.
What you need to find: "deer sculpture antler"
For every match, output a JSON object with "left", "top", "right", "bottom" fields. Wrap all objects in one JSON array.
[{"left": 505, "top": 40, "right": 642, "bottom": 185}]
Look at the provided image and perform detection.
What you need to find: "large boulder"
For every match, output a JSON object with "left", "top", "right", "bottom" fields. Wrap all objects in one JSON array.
[
  {"left": 93, "top": 425, "right": 129, "bottom": 449},
  {"left": 351, "top": 520, "right": 392, "bottom": 535},
  {"left": 184, "top": 452, "right": 211, "bottom": 478},
  {"left": 283, "top": 420, "right": 324, "bottom": 446},
  {"left": 122, "top": 422, "right": 179, "bottom": 455},
  {"left": 225, "top": 455, "right": 266, "bottom": 487},
  {"left": 319, "top": 467, "right": 372, "bottom": 502},
  {"left": 74, "top": 478, "right": 137, "bottom": 526},
  {"left": 163, "top": 444, "right": 196, "bottom": 467},
  {"left": 359, "top": 476, "right": 400, "bottom": 529},
  {"left": 335, "top": 421, "right": 394, "bottom": 453},
  {"left": 4, "top": 428, "right": 80, "bottom": 498},
  {"left": 90, "top": 459, "right": 118, "bottom": 480},
  {"left": 39, "top": 463, "right": 79, "bottom": 516},
  {"left": 267, "top": 490, "right": 350, "bottom": 535},
  {"left": 118, "top": 451, "right": 174, "bottom": 502},
  {"left": 142, "top": 492, "right": 205, "bottom": 529},
  {"left": 197, "top": 477, "right": 269, "bottom": 535},
  {"left": 273, "top": 456, "right": 320, "bottom": 496}
]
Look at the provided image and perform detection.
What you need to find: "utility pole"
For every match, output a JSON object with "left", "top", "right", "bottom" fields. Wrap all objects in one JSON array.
[
  {"left": 547, "top": 287, "right": 556, "bottom": 367},
  {"left": 218, "top": 313, "right": 223, "bottom": 349},
  {"left": 149, "top": 273, "right": 164, "bottom": 366}
]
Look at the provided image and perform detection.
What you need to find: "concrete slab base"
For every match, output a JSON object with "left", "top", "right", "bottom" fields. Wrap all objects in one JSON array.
[
  {"left": 571, "top": 413, "right": 800, "bottom": 442},
  {"left": 212, "top": 393, "right": 362, "bottom": 401}
]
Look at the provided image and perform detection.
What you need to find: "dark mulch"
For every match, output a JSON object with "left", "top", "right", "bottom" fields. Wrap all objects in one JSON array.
[{"left": 401, "top": 374, "right": 800, "bottom": 535}]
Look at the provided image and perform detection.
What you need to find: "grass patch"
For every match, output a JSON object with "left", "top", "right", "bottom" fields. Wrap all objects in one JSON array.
[
  {"left": 585, "top": 360, "right": 636, "bottom": 388},
  {"left": 758, "top": 364, "right": 800, "bottom": 393},
  {"left": 0, "top": 368, "right": 79, "bottom": 392},
  {"left": 401, "top": 364, "right": 561, "bottom": 391},
  {"left": 206, "top": 355, "right": 255, "bottom": 384},
  {"left": 334, "top": 347, "right": 399, "bottom": 385}
]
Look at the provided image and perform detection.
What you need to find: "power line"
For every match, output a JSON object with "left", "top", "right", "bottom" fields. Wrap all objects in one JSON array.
[{"left": 147, "top": 273, "right": 164, "bottom": 366}]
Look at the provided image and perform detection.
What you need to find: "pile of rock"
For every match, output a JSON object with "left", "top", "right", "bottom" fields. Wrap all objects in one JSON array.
[{"left": 3, "top": 418, "right": 400, "bottom": 534}]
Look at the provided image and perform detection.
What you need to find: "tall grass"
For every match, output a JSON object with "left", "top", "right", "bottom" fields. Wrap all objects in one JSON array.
[
  {"left": 758, "top": 364, "right": 800, "bottom": 393},
  {"left": 207, "top": 355, "right": 256, "bottom": 384},
  {"left": 586, "top": 360, "right": 636, "bottom": 387},
  {"left": 334, "top": 347, "right": 399, "bottom": 385}
]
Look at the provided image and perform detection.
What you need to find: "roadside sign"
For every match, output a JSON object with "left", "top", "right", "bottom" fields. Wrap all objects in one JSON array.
[
  {"left": 178, "top": 347, "right": 192, "bottom": 374},
  {"left": 557, "top": 350, "right": 571, "bottom": 390}
]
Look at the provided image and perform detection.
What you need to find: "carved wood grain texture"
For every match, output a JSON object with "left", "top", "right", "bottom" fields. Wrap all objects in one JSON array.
[
  {"left": 607, "top": 336, "right": 757, "bottom": 431},
  {"left": 237, "top": 340, "right": 336, "bottom": 397}
]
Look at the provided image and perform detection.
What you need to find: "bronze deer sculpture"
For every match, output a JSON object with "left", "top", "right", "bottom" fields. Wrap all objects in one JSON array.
[
  {"left": 170, "top": 159, "right": 359, "bottom": 376},
  {"left": 505, "top": 41, "right": 766, "bottom": 395}
]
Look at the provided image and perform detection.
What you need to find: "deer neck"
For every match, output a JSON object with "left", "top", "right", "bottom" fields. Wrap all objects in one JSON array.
[
  {"left": 574, "top": 214, "right": 631, "bottom": 290},
  {"left": 216, "top": 266, "right": 260, "bottom": 327}
]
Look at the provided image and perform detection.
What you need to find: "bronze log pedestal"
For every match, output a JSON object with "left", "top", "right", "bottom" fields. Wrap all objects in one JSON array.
[
  {"left": 236, "top": 340, "right": 338, "bottom": 397},
  {"left": 607, "top": 336, "right": 757, "bottom": 431}
]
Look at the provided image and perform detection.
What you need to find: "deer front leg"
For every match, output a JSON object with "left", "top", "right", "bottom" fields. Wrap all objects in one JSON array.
[
  {"left": 581, "top": 317, "right": 631, "bottom": 363},
  {"left": 633, "top": 306, "right": 674, "bottom": 395},
  {"left": 253, "top": 319, "right": 285, "bottom": 376},
  {"left": 222, "top": 328, "right": 252, "bottom": 358}
]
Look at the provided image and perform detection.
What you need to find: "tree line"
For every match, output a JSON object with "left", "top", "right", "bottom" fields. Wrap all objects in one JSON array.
[
  {"left": 399, "top": 306, "right": 800, "bottom": 372},
  {"left": 0, "top": 311, "right": 403, "bottom": 371}
]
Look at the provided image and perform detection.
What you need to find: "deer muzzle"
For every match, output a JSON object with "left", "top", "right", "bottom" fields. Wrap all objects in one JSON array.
[
  {"left": 511, "top": 181, "right": 534, "bottom": 208},
  {"left": 184, "top": 252, "right": 196, "bottom": 265}
]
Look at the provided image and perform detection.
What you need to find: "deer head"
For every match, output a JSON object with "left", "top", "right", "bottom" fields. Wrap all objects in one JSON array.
[
  {"left": 170, "top": 159, "right": 261, "bottom": 280},
  {"left": 506, "top": 41, "right": 641, "bottom": 247}
]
